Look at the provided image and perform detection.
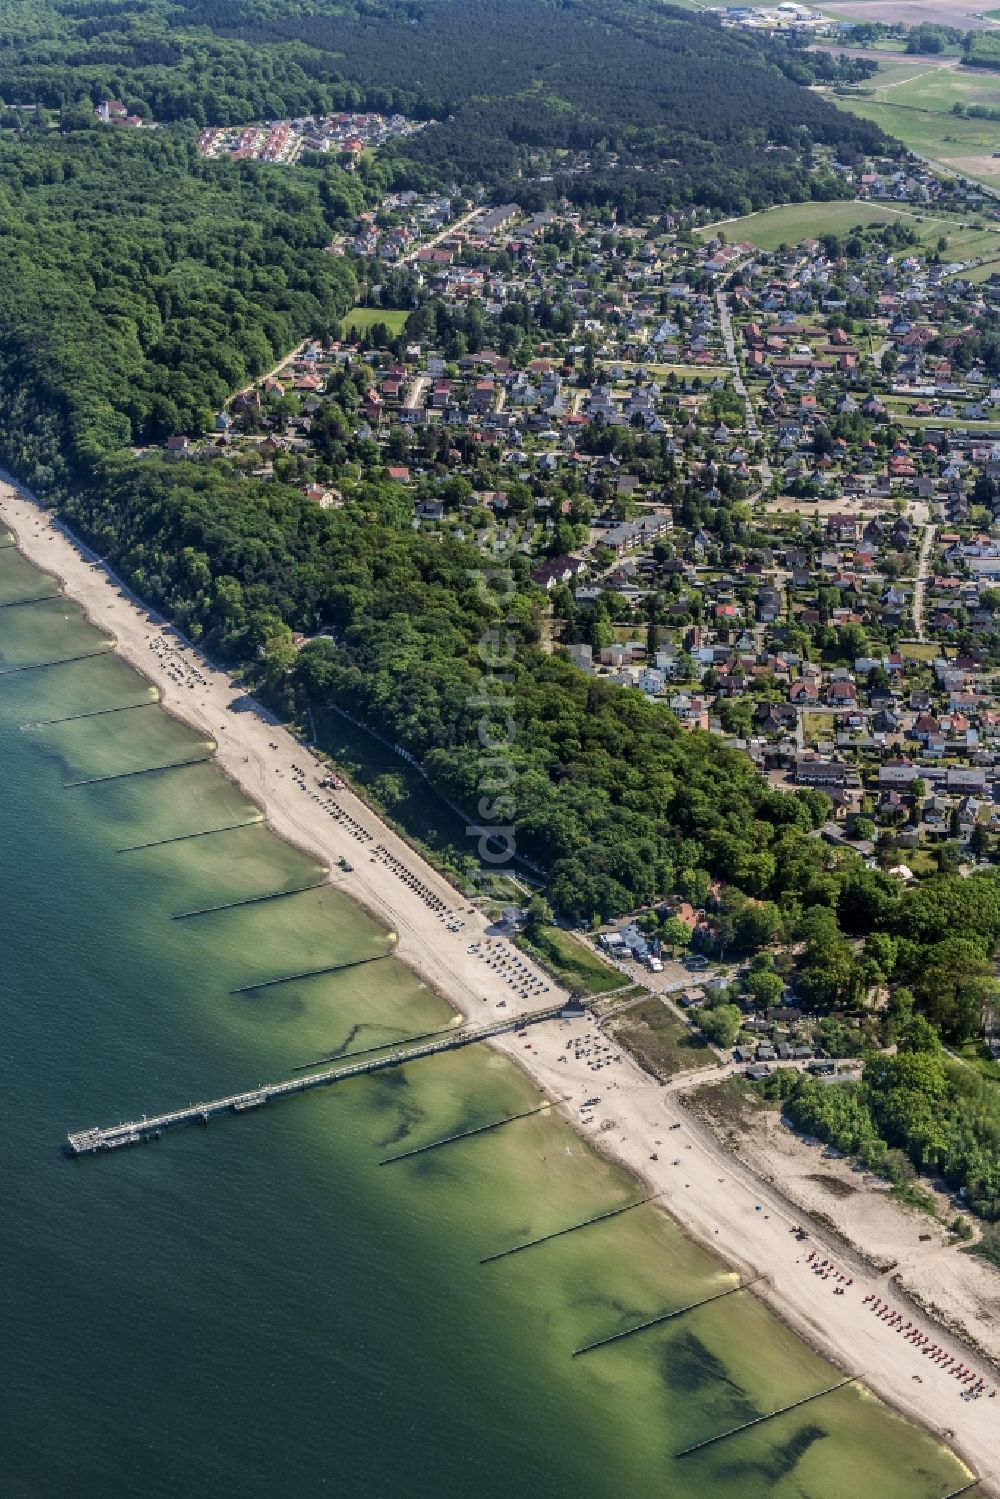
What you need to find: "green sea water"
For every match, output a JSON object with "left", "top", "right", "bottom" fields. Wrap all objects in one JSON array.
[{"left": 0, "top": 544, "right": 968, "bottom": 1499}]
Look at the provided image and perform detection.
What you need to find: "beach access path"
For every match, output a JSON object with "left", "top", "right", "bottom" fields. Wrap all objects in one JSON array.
[{"left": 2, "top": 475, "right": 998, "bottom": 1492}]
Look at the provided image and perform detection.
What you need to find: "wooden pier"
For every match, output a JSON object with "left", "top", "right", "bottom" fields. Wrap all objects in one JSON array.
[{"left": 66, "top": 1003, "right": 572, "bottom": 1157}]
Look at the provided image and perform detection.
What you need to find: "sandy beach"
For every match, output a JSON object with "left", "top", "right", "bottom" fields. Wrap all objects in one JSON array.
[{"left": 3, "top": 471, "right": 999, "bottom": 1491}]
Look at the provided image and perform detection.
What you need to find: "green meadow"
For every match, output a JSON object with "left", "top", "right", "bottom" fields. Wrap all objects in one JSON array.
[
  {"left": 702, "top": 199, "right": 1000, "bottom": 257},
  {"left": 341, "top": 306, "right": 410, "bottom": 337}
]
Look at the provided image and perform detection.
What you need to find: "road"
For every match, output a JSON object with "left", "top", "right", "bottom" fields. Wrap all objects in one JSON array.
[
  {"left": 902, "top": 149, "right": 1000, "bottom": 207},
  {"left": 404, "top": 373, "right": 430, "bottom": 412},
  {"left": 227, "top": 207, "right": 481, "bottom": 410},
  {"left": 229, "top": 341, "right": 307, "bottom": 406},
  {"left": 400, "top": 206, "right": 481, "bottom": 264},
  {"left": 807, "top": 44, "right": 978, "bottom": 64},
  {"left": 913, "top": 521, "right": 937, "bottom": 643},
  {"left": 715, "top": 273, "right": 771, "bottom": 490},
  {"left": 872, "top": 339, "right": 892, "bottom": 372}
]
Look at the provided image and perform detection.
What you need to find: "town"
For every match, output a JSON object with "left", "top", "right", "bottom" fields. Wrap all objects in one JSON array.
[
  {"left": 159, "top": 173, "right": 1000, "bottom": 885},
  {"left": 196, "top": 111, "right": 430, "bottom": 167}
]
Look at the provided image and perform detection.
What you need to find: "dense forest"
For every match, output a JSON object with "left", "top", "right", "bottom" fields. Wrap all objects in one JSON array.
[
  {"left": 65, "top": 452, "right": 836, "bottom": 926},
  {"left": 0, "top": 0, "right": 886, "bottom": 215},
  {"left": 0, "top": 131, "right": 368, "bottom": 475},
  {"left": 0, "top": 0, "right": 895, "bottom": 928},
  {"left": 762, "top": 1017, "right": 1000, "bottom": 1221}
]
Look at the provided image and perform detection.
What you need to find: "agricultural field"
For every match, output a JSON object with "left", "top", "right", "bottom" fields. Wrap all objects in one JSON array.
[
  {"left": 860, "top": 57, "right": 950, "bottom": 84},
  {"left": 341, "top": 307, "right": 410, "bottom": 337},
  {"left": 827, "top": 59, "right": 1000, "bottom": 189},
  {"left": 820, "top": 0, "right": 1000, "bottom": 28},
  {"left": 839, "top": 97, "right": 1000, "bottom": 186}
]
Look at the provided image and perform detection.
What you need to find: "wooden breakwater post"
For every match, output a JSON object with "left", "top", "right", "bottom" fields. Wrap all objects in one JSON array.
[
  {"left": 172, "top": 880, "right": 329, "bottom": 921},
  {"left": 938, "top": 1481, "right": 981, "bottom": 1499},
  {"left": 573, "top": 1278, "right": 762, "bottom": 1358},
  {"left": 674, "top": 1376, "right": 859, "bottom": 1459},
  {"left": 291, "top": 1019, "right": 463, "bottom": 1073},
  {"left": 118, "top": 819, "right": 263, "bottom": 854},
  {"left": 0, "top": 648, "right": 111, "bottom": 677},
  {"left": 232, "top": 951, "right": 392, "bottom": 995},
  {"left": 0, "top": 592, "right": 61, "bottom": 609},
  {"left": 378, "top": 1100, "right": 558, "bottom": 1166},
  {"left": 480, "top": 1195, "right": 663, "bottom": 1265},
  {"left": 25, "top": 700, "right": 158, "bottom": 730},
  {"left": 65, "top": 755, "right": 213, "bottom": 788}
]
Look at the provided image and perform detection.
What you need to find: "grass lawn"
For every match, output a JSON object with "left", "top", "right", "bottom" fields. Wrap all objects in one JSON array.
[
  {"left": 611, "top": 997, "right": 716, "bottom": 1081},
  {"left": 517, "top": 926, "right": 624, "bottom": 995},
  {"left": 955, "top": 1039, "right": 1000, "bottom": 1083},
  {"left": 868, "top": 66, "right": 1000, "bottom": 115},
  {"left": 597, "top": 359, "right": 729, "bottom": 380},
  {"left": 652, "top": 363, "right": 729, "bottom": 379},
  {"left": 899, "top": 848, "right": 939, "bottom": 876},
  {"left": 341, "top": 307, "right": 410, "bottom": 338},
  {"left": 966, "top": 1223, "right": 1000, "bottom": 1269},
  {"left": 698, "top": 200, "right": 910, "bottom": 250},
  {"left": 801, "top": 710, "right": 833, "bottom": 743},
  {"left": 899, "top": 640, "right": 939, "bottom": 661}
]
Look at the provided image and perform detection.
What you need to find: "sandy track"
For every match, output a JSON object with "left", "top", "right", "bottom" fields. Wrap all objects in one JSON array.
[{"left": 2, "top": 475, "right": 999, "bottom": 1490}]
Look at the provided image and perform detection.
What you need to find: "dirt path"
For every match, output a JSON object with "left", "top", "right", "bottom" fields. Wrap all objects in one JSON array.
[
  {"left": 229, "top": 341, "right": 307, "bottom": 405},
  {"left": 914, "top": 521, "right": 937, "bottom": 641},
  {"left": 877, "top": 59, "right": 960, "bottom": 94}
]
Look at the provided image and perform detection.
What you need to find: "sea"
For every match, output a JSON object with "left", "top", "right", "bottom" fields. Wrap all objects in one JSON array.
[{"left": 0, "top": 539, "right": 968, "bottom": 1499}]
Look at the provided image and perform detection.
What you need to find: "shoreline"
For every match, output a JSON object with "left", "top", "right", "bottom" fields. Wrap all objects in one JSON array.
[{"left": 2, "top": 475, "right": 997, "bottom": 1492}]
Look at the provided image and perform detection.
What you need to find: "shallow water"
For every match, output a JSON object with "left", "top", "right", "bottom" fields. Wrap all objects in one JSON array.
[{"left": 0, "top": 548, "right": 966, "bottom": 1499}]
